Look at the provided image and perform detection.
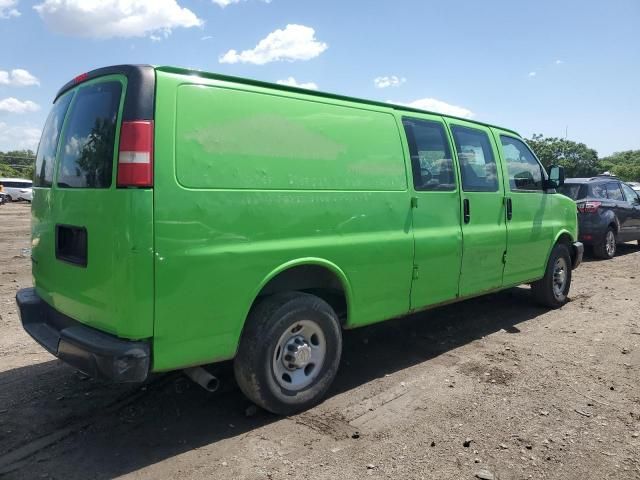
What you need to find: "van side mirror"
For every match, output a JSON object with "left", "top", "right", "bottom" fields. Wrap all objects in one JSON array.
[{"left": 546, "top": 165, "right": 565, "bottom": 189}]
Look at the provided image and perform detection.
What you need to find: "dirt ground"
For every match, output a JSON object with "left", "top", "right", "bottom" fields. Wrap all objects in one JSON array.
[{"left": 0, "top": 202, "right": 638, "bottom": 480}]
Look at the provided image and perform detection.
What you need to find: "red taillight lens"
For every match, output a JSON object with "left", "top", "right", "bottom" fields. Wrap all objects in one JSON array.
[
  {"left": 74, "top": 72, "right": 89, "bottom": 84},
  {"left": 117, "top": 120, "right": 154, "bottom": 187},
  {"left": 577, "top": 201, "right": 601, "bottom": 213}
]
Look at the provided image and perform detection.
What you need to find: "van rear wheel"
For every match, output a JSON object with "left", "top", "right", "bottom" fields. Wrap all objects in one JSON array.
[
  {"left": 531, "top": 243, "right": 572, "bottom": 309},
  {"left": 234, "top": 292, "right": 342, "bottom": 415}
]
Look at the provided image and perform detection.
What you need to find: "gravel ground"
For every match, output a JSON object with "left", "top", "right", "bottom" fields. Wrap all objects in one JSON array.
[{"left": 0, "top": 202, "right": 639, "bottom": 480}]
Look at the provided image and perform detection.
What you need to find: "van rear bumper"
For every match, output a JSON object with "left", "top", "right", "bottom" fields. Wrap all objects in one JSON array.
[
  {"left": 16, "top": 288, "right": 150, "bottom": 383},
  {"left": 571, "top": 241, "right": 584, "bottom": 269}
]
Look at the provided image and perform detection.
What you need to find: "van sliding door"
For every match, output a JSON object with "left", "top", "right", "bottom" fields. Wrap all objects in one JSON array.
[
  {"left": 402, "top": 115, "right": 463, "bottom": 309},
  {"left": 446, "top": 120, "right": 507, "bottom": 297}
]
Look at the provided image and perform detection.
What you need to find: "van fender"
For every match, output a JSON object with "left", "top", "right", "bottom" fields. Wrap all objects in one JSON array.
[
  {"left": 234, "top": 258, "right": 354, "bottom": 352},
  {"left": 254, "top": 257, "right": 352, "bottom": 303},
  {"left": 602, "top": 209, "right": 620, "bottom": 233},
  {"left": 547, "top": 228, "right": 577, "bottom": 267}
]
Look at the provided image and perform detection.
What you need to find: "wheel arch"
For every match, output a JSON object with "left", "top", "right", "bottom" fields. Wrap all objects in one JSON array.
[
  {"left": 550, "top": 229, "right": 579, "bottom": 268},
  {"left": 599, "top": 207, "right": 619, "bottom": 232},
  {"left": 244, "top": 258, "right": 353, "bottom": 331}
]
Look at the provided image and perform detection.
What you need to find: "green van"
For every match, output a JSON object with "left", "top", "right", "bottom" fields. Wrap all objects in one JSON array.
[{"left": 17, "top": 65, "right": 583, "bottom": 414}]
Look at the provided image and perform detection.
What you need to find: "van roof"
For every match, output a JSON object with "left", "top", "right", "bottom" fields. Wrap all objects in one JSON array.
[
  {"left": 565, "top": 175, "right": 619, "bottom": 184},
  {"left": 156, "top": 65, "right": 521, "bottom": 137},
  {"left": 0, "top": 178, "right": 32, "bottom": 183},
  {"left": 56, "top": 64, "right": 521, "bottom": 138}
]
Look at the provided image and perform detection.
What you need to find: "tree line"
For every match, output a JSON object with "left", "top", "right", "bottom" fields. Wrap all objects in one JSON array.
[
  {"left": 1, "top": 137, "right": 639, "bottom": 182},
  {"left": 0, "top": 150, "right": 35, "bottom": 179},
  {"left": 526, "top": 134, "right": 640, "bottom": 181}
]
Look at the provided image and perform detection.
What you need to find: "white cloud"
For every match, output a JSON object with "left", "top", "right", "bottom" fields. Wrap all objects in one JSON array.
[
  {"left": 528, "top": 71, "right": 537, "bottom": 77},
  {"left": 33, "top": 0, "right": 203, "bottom": 39},
  {"left": 0, "top": 69, "right": 40, "bottom": 86},
  {"left": 0, "top": 97, "right": 40, "bottom": 113},
  {"left": 276, "top": 76, "right": 318, "bottom": 90},
  {"left": 219, "top": 24, "right": 327, "bottom": 65},
  {"left": 0, "top": 122, "right": 41, "bottom": 150},
  {"left": 0, "top": 0, "right": 20, "bottom": 18},
  {"left": 374, "top": 75, "right": 406, "bottom": 89},
  {"left": 201, "top": 35, "right": 213, "bottom": 40},
  {"left": 212, "top": 0, "right": 271, "bottom": 7},
  {"left": 555, "top": 59, "right": 564, "bottom": 65},
  {"left": 64, "top": 134, "right": 88, "bottom": 156},
  {"left": 389, "top": 98, "right": 474, "bottom": 119}
]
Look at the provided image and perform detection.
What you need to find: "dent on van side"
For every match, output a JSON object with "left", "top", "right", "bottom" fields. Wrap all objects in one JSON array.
[{"left": 16, "top": 64, "right": 583, "bottom": 415}]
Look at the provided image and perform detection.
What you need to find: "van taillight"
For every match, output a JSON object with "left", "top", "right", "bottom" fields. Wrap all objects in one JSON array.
[
  {"left": 577, "top": 201, "right": 601, "bottom": 213},
  {"left": 117, "top": 120, "right": 154, "bottom": 187},
  {"left": 73, "top": 72, "right": 89, "bottom": 84}
]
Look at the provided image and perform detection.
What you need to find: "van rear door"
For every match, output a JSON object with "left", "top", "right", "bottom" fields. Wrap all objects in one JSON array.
[{"left": 31, "top": 66, "right": 156, "bottom": 340}]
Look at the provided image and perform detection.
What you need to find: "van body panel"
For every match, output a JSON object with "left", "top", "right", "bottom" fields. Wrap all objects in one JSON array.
[
  {"left": 31, "top": 72, "right": 155, "bottom": 340},
  {"left": 151, "top": 71, "right": 413, "bottom": 370},
  {"left": 175, "top": 84, "right": 408, "bottom": 191}
]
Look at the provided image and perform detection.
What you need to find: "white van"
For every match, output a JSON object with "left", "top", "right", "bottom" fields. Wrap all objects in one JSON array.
[{"left": 0, "top": 178, "right": 33, "bottom": 202}]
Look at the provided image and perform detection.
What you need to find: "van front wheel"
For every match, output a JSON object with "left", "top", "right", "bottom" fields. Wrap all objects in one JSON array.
[
  {"left": 531, "top": 243, "right": 572, "bottom": 309},
  {"left": 234, "top": 292, "right": 342, "bottom": 415}
]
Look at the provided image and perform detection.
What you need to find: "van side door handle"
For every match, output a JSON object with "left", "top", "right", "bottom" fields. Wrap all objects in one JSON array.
[
  {"left": 506, "top": 197, "right": 513, "bottom": 220},
  {"left": 463, "top": 198, "right": 471, "bottom": 224}
]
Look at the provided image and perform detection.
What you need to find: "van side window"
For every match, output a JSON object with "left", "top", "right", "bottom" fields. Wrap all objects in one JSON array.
[
  {"left": 500, "top": 136, "right": 544, "bottom": 191},
  {"left": 590, "top": 184, "right": 607, "bottom": 199},
  {"left": 402, "top": 118, "right": 455, "bottom": 191},
  {"left": 57, "top": 81, "right": 122, "bottom": 189},
  {"left": 621, "top": 183, "right": 640, "bottom": 204},
  {"left": 450, "top": 126, "right": 498, "bottom": 192},
  {"left": 34, "top": 93, "right": 73, "bottom": 187},
  {"left": 605, "top": 182, "right": 624, "bottom": 201}
]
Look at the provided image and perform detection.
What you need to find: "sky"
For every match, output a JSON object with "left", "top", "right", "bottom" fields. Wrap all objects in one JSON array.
[{"left": 0, "top": 0, "right": 638, "bottom": 157}]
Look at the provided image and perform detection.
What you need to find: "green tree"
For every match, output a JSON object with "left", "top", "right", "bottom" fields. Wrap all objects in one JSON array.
[
  {"left": 598, "top": 150, "right": 640, "bottom": 182},
  {"left": 0, "top": 149, "right": 36, "bottom": 179},
  {"left": 526, "top": 134, "right": 599, "bottom": 177}
]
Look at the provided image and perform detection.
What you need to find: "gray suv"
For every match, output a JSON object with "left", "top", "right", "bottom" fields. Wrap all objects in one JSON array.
[{"left": 559, "top": 176, "right": 640, "bottom": 259}]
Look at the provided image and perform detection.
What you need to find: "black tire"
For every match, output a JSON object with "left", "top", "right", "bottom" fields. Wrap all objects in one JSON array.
[
  {"left": 234, "top": 292, "right": 342, "bottom": 415},
  {"left": 531, "top": 243, "right": 572, "bottom": 309},
  {"left": 5, "top": 195, "right": 12, "bottom": 203},
  {"left": 593, "top": 226, "right": 616, "bottom": 259}
]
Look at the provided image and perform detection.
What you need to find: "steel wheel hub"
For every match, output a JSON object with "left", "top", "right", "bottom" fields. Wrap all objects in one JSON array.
[
  {"left": 552, "top": 257, "right": 567, "bottom": 298},
  {"left": 606, "top": 231, "right": 616, "bottom": 256},
  {"left": 283, "top": 336, "right": 312, "bottom": 369},
  {"left": 272, "top": 320, "right": 326, "bottom": 391}
]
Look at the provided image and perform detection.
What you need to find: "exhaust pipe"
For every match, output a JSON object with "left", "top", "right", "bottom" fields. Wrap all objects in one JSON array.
[{"left": 184, "top": 367, "right": 220, "bottom": 392}]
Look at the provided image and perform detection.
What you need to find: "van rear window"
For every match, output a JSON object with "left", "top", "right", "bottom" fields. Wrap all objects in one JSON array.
[
  {"left": 34, "top": 92, "right": 73, "bottom": 187},
  {"left": 57, "top": 81, "right": 122, "bottom": 188}
]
